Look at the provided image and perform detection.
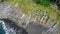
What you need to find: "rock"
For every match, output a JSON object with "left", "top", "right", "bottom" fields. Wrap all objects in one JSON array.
[
  {"left": 26, "top": 21, "right": 49, "bottom": 34},
  {"left": 0, "top": 2, "right": 12, "bottom": 18},
  {"left": 0, "top": 2, "right": 30, "bottom": 28}
]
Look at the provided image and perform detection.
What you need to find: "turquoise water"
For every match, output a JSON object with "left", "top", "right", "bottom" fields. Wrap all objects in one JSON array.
[{"left": 0, "top": 23, "right": 5, "bottom": 34}]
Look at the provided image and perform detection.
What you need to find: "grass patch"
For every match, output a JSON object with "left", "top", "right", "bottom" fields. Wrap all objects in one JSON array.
[{"left": 7, "top": 0, "right": 60, "bottom": 23}]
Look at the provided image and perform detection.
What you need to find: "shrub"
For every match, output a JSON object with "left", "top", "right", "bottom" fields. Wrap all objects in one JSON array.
[
  {"left": 33, "top": 0, "right": 51, "bottom": 6},
  {"left": 0, "top": 0, "right": 4, "bottom": 2},
  {"left": 50, "top": 0, "right": 60, "bottom": 9}
]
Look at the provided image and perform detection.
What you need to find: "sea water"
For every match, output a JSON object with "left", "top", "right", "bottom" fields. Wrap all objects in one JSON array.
[
  {"left": 0, "top": 19, "right": 28, "bottom": 34},
  {"left": 0, "top": 21, "right": 5, "bottom": 34}
]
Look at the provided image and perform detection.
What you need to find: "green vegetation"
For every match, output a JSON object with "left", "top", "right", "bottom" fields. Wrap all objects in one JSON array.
[
  {"left": 6, "top": 0, "right": 60, "bottom": 23},
  {"left": 33, "top": 0, "right": 51, "bottom": 6},
  {"left": 50, "top": 0, "right": 60, "bottom": 9},
  {"left": 33, "top": 0, "right": 60, "bottom": 9},
  {"left": 0, "top": 0, "right": 4, "bottom": 2}
]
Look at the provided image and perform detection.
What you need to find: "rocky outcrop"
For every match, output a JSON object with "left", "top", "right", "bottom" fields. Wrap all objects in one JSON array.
[
  {"left": 0, "top": 2, "right": 30, "bottom": 28},
  {"left": 0, "top": 2, "right": 60, "bottom": 34}
]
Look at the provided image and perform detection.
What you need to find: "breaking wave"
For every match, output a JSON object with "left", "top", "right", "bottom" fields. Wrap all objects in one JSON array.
[{"left": 0, "top": 19, "right": 28, "bottom": 34}]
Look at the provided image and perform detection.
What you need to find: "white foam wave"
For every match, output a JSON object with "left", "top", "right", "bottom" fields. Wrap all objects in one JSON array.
[{"left": 0, "top": 20, "right": 16, "bottom": 34}]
